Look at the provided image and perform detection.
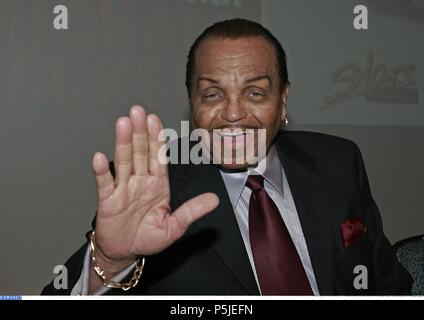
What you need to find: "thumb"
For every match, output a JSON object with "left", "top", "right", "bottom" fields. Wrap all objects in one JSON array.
[{"left": 168, "top": 193, "right": 219, "bottom": 240}]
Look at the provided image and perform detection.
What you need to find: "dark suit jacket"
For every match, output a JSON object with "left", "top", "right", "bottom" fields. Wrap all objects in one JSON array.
[{"left": 42, "top": 130, "right": 412, "bottom": 295}]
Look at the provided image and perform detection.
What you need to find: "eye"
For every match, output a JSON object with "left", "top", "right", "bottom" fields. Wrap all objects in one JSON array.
[
  {"left": 249, "top": 91, "right": 263, "bottom": 97},
  {"left": 205, "top": 93, "right": 218, "bottom": 99},
  {"left": 247, "top": 89, "right": 266, "bottom": 101},
  {"left": 202, "top": 90, "right": 223, "bottom": 102}
]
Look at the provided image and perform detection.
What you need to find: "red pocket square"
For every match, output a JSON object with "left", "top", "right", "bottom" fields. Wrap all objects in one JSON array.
[{"left": 340, "top": 218, "right": 367, "bottom": 249}]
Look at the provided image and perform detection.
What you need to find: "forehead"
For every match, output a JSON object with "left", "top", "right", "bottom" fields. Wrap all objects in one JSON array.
[{"left": 194, "top": 36, "right": 278, "bottom": 79}]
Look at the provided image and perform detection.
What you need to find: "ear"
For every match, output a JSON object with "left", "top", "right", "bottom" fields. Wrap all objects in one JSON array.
[{"left": 280, "top": 82, "right": 290, "bottom": 120}]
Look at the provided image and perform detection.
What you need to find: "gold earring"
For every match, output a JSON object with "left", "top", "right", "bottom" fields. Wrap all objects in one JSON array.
[{"left": 283, "top": 117, "right": 289, "bottom": 127}]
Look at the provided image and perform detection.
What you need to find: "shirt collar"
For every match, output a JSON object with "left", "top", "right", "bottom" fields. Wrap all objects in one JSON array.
[{"left": 220, "top": 145, "right": 284, "bottom": 208}]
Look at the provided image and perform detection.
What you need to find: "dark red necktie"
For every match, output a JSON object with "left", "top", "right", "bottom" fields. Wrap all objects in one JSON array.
[{"left": 247, "top": 175, "right": 313, "bottom": 295}]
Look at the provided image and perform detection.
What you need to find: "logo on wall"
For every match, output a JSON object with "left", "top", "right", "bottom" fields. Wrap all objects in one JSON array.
[{"left": 321, "top": 50, "right": 418, "bottom": 109}]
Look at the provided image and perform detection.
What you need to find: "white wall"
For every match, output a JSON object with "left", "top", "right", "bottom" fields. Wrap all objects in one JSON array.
[
  {"left": 262, "top": 0, "right": 424, "bottom": 242},
  {"left": 0, "top": 0, "right": 422, "bottom": 294}
]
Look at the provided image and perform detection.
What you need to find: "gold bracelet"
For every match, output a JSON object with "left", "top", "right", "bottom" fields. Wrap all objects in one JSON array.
[{"left": 89, "top": 230, "right": 145, "bottom": 291}]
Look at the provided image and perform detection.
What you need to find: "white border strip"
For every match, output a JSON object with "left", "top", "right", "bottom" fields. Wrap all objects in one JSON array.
[{"left": 20, "top": 295, "right": 424, "bottom": 300}]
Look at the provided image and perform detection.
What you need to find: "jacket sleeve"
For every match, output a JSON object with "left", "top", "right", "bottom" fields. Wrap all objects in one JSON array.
[
  {"left": 41, "top": 241, "right": 88, "bottom": 295},
  {"left": 354, "top": 143, "right": 413, "bottom": 294}
]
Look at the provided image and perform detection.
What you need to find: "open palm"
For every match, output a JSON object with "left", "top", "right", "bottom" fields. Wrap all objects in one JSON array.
[{"left": 92, "top": 106, "right": 219, "bottom": 264}]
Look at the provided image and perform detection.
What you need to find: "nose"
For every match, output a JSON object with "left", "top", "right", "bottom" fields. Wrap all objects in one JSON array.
[{"left": 221, "top": 96, "right": 247, "bottom": 123}]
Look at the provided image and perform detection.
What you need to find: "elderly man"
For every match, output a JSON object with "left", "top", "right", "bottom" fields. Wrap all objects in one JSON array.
[{"left": 42, "top": 19, "right": 411, "bottom": 295}]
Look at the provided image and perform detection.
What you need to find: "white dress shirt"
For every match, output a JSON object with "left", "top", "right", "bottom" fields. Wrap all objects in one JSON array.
[{"left": 219, "top": 145, "right": 319, "bottom": 295}]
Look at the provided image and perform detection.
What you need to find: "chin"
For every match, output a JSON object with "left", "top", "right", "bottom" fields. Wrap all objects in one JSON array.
[
  {"left": 216, "top": 152, "right": 267, "bottom": 172},
  {"left": 219, "top": 162, "right": 251, "bottom": 172}
]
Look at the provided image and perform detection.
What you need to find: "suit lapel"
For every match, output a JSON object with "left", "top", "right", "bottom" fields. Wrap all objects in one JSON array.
[
  {"left": 174, "top": 131, "right": 334, "bottom": 295},
  {"left": 176, "top": 163, "right": 260, "bottom": 295},
  {"left": 275, "top": 133, "right": 334, "bottom": 295}
]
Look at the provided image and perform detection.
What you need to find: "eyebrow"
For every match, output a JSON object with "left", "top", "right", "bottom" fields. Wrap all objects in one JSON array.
[
  {"left": 197, "top": 75, "right": 272, "bottom": 85},
  {"left": 197, "top": 76, "right": 219, "bottom": 84},
  {"left": 245, "top": 75, "right": 272, "bottom": 85}
]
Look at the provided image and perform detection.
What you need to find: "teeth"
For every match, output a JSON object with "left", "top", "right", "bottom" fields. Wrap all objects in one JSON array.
[
  {"left": 219, "top": 131, "right": 244, "bottom": 137},
  {"left": 215, "top": 129, "right": 254, "bottom": 137}
]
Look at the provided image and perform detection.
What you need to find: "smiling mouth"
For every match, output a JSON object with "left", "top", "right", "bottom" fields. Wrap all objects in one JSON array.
[{"left": 212, "top": 129, "right": 256, "bottom": 137}]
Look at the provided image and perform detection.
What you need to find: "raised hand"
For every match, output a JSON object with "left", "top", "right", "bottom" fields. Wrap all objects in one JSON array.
[{"left": 90, "top": 106, "right": 219, "bottom": 279}]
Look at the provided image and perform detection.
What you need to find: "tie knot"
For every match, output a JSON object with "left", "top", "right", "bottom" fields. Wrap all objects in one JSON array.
[{"left": 246, "top": 175, "right": 264, "bottom": 192}]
